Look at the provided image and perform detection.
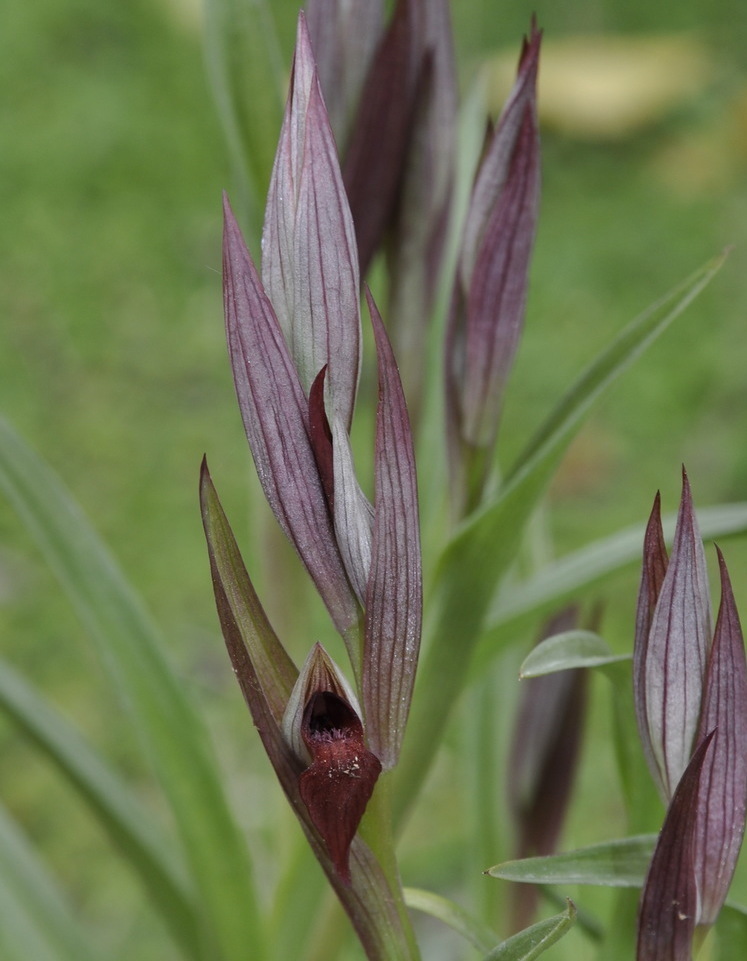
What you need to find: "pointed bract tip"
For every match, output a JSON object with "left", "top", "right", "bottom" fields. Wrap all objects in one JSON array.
[
  {"left": 645, "top": 490, "right": 663, "bottom": 533},
  {"left": 520, "top": 16, "right": 543, "bottom": 69},
  {"left": 715, "top": 543, "right": 727, "bottom": 575},
  {"left": 676, "top": 465, "right": 697, "bottom": 531},
  {"left": 681, "top": 463, "right": 691, "bottom": 494},
  {"left": 199, "top": 455, "right": 214, "bottom": 507},
  {"left": 296, "top": 9, "right": 319, "bottom": 60},
  {"left": 199, "top": 454, "right": 211, "bottom": 491},
  {"left": 222, "top": 193, "right": 242, "bottom": 246}
]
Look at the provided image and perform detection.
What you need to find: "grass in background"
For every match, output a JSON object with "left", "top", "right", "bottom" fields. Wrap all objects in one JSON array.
[{"left": 2, "top": 0, "right": 747, "bottom": 957}]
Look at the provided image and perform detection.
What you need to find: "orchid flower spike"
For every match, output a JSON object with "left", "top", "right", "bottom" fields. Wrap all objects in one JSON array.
[
  {"left": 204, "top": 15, "right": 423, "bottom": 955},
  {"left": 634, "top": 469, "right": 747, "bottom": 956},
  {"left": 445, "top": 19, "right": 541, "bottom": 515},
  {"left": 222, "top": 15, "right": 422, "bottom": 738}
]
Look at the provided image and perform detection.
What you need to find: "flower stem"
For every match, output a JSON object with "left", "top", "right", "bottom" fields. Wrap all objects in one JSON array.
[{"left": 358, "top": 771, "right": 421, "bottom": 960}]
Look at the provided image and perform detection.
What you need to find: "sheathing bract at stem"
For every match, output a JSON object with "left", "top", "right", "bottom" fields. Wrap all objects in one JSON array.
[
  {"left": 222, "top": 193, "right": 360, "bottom": 646},
  {"left": 637, "top": 733, "right": 714, "bottom": 961}
]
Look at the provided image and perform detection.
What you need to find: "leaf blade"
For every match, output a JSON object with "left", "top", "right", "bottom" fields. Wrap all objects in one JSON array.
[
  {"left": 482, "top": 900, "right": 576, "bottom": 961},
  {"left": 0, "top": 659, "right": 198, "bottom": 958},
  {"left": 477, "top": 503, "right": 747, "bottom": 672},
  {"left": 519, "top": 631, "right": 630, "bottom": 677},
  {"left": 0, "top": 804, "right": 100, "bottom": 961},
  {"left": 487, "top": 835, "right": 657, "bottom": 887},
  {"left": 0, "top": 416, "right": 263, "bottom": 961},
  {"left": 404, "top": 887, "right": 498, "bottom": 953}
]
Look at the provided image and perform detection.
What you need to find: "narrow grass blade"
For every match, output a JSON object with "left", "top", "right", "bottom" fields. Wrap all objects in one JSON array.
[
  {"left": 487, "top": 835, "right": 656, "bottom": 887},
  {"left": 404, "top": 887, "right": 498, "bottom": 954},
  {"left": 0, "top": 803, "right": 99, "bottom": 961},
  {"left": 203, "top": 0, "right": 285, "bottom": 217},
  {"left": 519, "top": 631, "right": 630, "bottom": 677},
  {"left": 0, "top": 417, "right": 264, "bottom": 961},
  {"left": 482, "top": 900, "right": 576, "bottom": 960},
  {"left": 508, "top": 253, "right": 727, "bottom": 480},
  {"left": 397, "top": 254, "right": 726, "bottom": 822},
  {"left": 0, "top": 658, "right": 199, "bottom": 958},
  {"left": 477, "top": 502, "right": 747, "bottom": 672}
]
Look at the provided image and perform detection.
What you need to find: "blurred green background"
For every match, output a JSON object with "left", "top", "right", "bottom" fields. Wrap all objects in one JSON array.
[{"left": 2, "top": 0, "right": 747, "bottom": 957}]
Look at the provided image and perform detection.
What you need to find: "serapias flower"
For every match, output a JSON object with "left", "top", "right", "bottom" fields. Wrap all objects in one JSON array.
[
  {"left": 201, "top": 466, "right": 415, "bottom": 959},
  {"left": 203, "top": 13, "right": 421, "bottom": 957},
  {"left": 445, "top": 20, "right": 541, "bottom": 514},
  {"left": 283, "top": 644, "right": 382, "bottom": 883},
  {"left": 634, "top": 470, "right": 747, "bottom": 957}
]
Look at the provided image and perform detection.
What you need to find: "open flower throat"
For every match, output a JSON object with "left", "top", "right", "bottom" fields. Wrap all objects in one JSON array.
[{"left": 299, "top": 691, "right": 382, "bottom": 883}]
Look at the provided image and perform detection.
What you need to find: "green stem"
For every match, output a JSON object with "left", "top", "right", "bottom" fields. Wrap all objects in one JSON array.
[
  {"left": 694, "top": 924, "right": 715, "bottom": 960},
  {"left": 358, "top": 771, "right": 421, "bottom": 960}
]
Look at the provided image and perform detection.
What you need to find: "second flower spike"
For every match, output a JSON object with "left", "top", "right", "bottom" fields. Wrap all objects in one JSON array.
[
  {"left": 445, "top": 20, "right": 541, "bottom": 514},
  {"left": 634, "top": 469, "right": 747, "bottom": 945}
]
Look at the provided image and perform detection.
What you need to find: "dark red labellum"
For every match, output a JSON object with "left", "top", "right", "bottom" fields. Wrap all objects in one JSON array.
[{"left": 299, "top": 692, "right": 382, "bottom": 883}]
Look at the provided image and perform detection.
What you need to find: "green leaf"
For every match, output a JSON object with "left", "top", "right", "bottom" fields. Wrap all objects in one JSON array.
[
  {"left": 396, "top": 254, "right": 726, "bottom": 823},
  {"left": 203, "top": 0, "right": 285, "bottom": 220},
  {"left": 482, "top": 900, "right": 577, "bottom": 960},
  {"left": 0, "top": 804, "right": 99, "bottom": 961},
  {"left": 0, "top": 417, "right": 264, "bottom": 961},
  {"left": 478, "top": 500, "right": 747, "bottom": 671},
  {"left": 404, "top": 887, "right": 498, "bottom": 954},
  {"left": 487, "top": 835, "right": 656, "bottom": 887},
  {"left": 715, "top": 904, "right": 747, "bottom": 959},
  {"left": 508, "top": 253, "right": 727, "bottom": 481},
  {"left": 519, "top": 631, "right": 630, "bottom": 677},
  {"left": 0, "top": 658, "right": 199, "bottom": 958}
]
